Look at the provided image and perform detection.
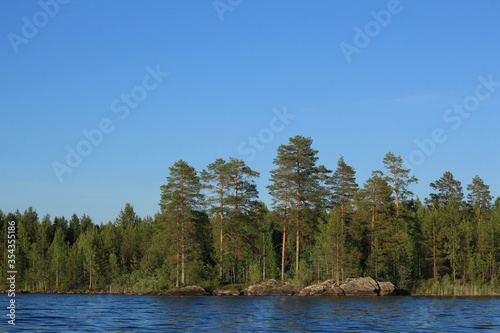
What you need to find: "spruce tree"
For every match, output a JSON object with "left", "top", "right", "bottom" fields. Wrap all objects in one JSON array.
[
  {"left": 355, "top": 170, "right": 395, "bottom": 280},
  {"left": 427, "top": 171, "right": 464, "bottom": 282},
  {"left": 467, "top": 175, "right": 493, "bottom": 263},
  {"left": 327, "top": 155, "right": 358, "bottom": 215}
]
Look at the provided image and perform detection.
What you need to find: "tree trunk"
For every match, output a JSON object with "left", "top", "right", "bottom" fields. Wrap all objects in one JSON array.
[
  {"left": 181, "top": 252, "right": 185, "bottom": 285},
  {"left": 263, "top": 233, "right": 266, "bottom": 280},
  {"left": 335, "top": 219, "right": 340, "bottom": 285},
  {"left": 281, "top": 222, "right": 286, "bottom": 281},
  {"left": 433, "top": 217, "right": 437, "bottom": 282},
  {"left": 281, "top": 176, "right": 288, "bottom": 281},
  {"left": 219, "top": 185, "right": 224, "bottom": 282},
  {"left": 176, "top": 251, "right": 179, "bottom": 287},
  {"left": 296, "top": 187, "right": 300, "bottom": 275},
  {"left": 371, "top": 186, "right": 375, "bottom": 251}
]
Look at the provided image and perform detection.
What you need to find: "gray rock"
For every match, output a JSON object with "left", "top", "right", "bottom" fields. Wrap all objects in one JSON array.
[
  {"left": 167, "top": 285, "right": 210, "bottom": 296},
  {"left": 340, "top": 277, "right": 380, "bottom": 296},
  {"left": 242, "top": 279, "right": 298, "bottom": 296},
  {"left": 214, "top": 289, "right": 240, "bottom": 296},
  {"left": 378, "top": 281, "right": 396, "bottom": 296},
  {"left": 298, "top": 280, "right": 345, "bottom": 296}
]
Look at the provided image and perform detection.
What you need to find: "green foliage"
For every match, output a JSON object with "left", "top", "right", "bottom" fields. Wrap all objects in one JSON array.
[{"left": 4, "top": 137, "right": 500, "bottom": 293}]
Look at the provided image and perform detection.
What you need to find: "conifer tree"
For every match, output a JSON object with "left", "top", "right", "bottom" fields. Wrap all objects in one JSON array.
[
  {"left": 202, "top": 158, "right": 231, "bottom": 282},
  {"left": 225, "top": 158, "right": 259, "bottom": 283},
  {"left": 269, "top": 135, "right": 330, "bottom": 277},
  {"left": 383, "top": 152, "right": 418, "bottom": 214},
  {"left": 427, "top": 171, "right": 464, "bottom": 282},
  {"left": 319, "top": 208, "right": 346, "bottom": 284},
  {"left": 467, "top": 175, "right": 492, "bottom": 225},
  {"left": 268, "top": 155, "right": 293, "bottom": 281},
  {"left": 48, "top": 227, "right": 68, "bottom": 290},
  {"left": 467, "top": 175, "right": 493, "bottom": 272},
  {"left": 159, "top": 160, "right": 203, "bottom": 286},
  {"left": 427, "top": 171, "right": 464, "bottom": 208},
  {"left": 327, "top": 155, "right": 358, "bottom": 215},
  {"left": 355, "top": 170, "right": 395, "bottom": 279}
]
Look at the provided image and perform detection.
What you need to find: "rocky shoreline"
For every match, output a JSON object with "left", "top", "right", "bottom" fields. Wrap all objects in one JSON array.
[{"left": 1, "top": 277, "right": 402, "bottom": 297}]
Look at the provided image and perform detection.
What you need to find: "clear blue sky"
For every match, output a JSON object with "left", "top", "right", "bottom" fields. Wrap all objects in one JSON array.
[{"left": 1, "top": 0, "right": 499, "bottom": 223}]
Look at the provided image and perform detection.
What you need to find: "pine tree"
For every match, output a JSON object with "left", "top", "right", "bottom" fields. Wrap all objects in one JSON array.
[
  {"left": 268, "top": 156, "right": 293, "bottom": 281},
  {"left": 160, "top": 160, "right": 203, "bottom": 287},
  {"left": 201, "top": 158, "right": 231, "bottom": 282},
  {"left": 269, "top": 135, "right": 330, "bottom": 277},
  {"left": 225, "top": 157, "right": 259, "bottom": 283},
  {"left": 427, "top": 171, "right": 464, "bottom": 208},
  {"left": 383, "top": 152, "right": 418, "bottom": 214}
]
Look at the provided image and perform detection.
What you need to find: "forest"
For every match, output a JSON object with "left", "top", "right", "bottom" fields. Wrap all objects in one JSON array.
[{"left": 1, "top": 135, "right": 499, "bottom": 294}]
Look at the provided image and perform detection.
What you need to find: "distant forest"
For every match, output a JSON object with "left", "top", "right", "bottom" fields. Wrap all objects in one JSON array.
[{"left": 2, "top": 135, "right": 499, "bottom": 293}]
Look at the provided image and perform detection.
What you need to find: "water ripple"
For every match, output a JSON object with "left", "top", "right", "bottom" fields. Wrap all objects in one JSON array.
[{"left": 5, "top": 294, "right": 500, "bottom": 332}]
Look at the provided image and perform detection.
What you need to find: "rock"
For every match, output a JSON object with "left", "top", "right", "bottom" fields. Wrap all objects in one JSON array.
[
  {"left": 378, "top": 281, "right": 396, "bottom": 296},
  {"left": 167, "top": 285, "right": 210, "bottom": 296},
  {"left": 298, "top": 280, "right": 345, "bottom": 296},
  {"left": 214, "top": 289, "right": 240, "bottom": 296},
  {"left": 242, "top": 279, "right": 298, "bottom": 296},
  {"left": 340, "top": 277, "right": 380, "bottom": 296}
]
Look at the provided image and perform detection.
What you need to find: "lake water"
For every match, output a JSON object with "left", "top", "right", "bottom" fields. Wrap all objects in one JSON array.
[{"left": 5, "top": 294, "right": 500, "bottom": 332}]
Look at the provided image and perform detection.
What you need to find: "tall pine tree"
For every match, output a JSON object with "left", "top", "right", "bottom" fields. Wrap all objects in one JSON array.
[
  {"left": 159, "top": 160, "right": 203, "bottom": 286},
  {"left": 269, "top": 135, "right": 330, "bottom": 277}
]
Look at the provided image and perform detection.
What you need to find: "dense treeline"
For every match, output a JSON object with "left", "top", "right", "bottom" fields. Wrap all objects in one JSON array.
[{"left": 2, "top": 135, "right": 499, "bottom": 293}]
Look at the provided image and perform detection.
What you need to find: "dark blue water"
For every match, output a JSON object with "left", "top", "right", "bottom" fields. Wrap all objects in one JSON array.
[{"left": 3, "top": 294, "right": 500, "bottom": 332}]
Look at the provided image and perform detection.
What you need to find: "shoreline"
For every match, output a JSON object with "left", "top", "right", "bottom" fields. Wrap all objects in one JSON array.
[
  {"left": 3, "top": 277, "right": 498, "bottom": 297},
  {"left": 3, "top": 289, "right": 499, "bottom": 297}
]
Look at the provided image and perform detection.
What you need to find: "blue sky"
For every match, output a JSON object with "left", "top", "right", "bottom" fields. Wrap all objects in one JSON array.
[{"left": 1, "top": 0, "right": 499, "bottom": 223}]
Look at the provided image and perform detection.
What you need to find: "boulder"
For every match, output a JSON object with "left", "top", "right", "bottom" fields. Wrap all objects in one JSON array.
[
  {"left": 340, "top": 277, "right": 380, "bottom": 296},
  {"left": 214, "top": 289, "right": 240, "bottom": 296},
  {"left": 298, "top": 280, "right": 345, "bottom": 296},
  {"left": 241, "top": 279, "right": 298, "bottom": 296},
  {"left": 167, "top": 285, "right": 211, "bottom": 296},
  {"left": 378, "top": 281, "right": 396, "bottom": 296}
]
